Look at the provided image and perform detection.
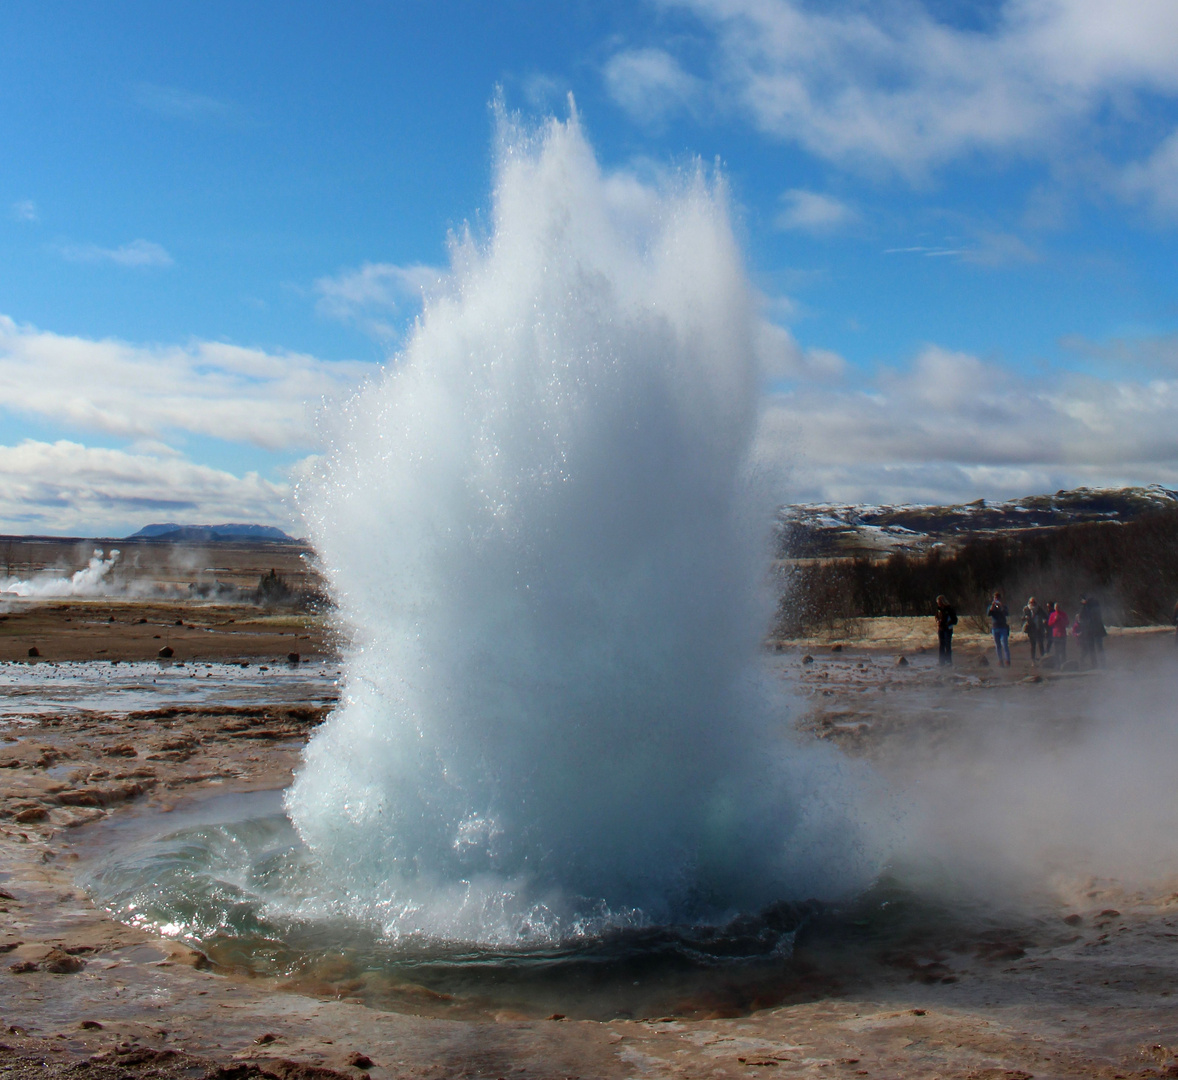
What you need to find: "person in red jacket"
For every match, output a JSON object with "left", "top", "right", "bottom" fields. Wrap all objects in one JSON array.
[{"left": 1048, "top": 600, "right": 1069, "bottom": 665}]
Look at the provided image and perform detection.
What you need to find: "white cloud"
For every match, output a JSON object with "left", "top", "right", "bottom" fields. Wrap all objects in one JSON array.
[
  {"left": 11, "top": 200, "right": 37, "bottom": 223},
  {"left": 757, "top": 343, "right": 1178, "bottom": 504},
  {"left": 755, "top": 318, "right": 846, "bottom": 381},
  {"left": 0, "top": 439, "right": 295, "bottom": 537},
  {"left": 0, "top": 316, "right": 368, "bottom": 450},
  {"left": 315, "top": 261, "right": 443, "bottom": 340},
  {"left": 627, "top": 0, "right": 1178, "bottom": 178},
  {"left": 603, "top": 47, "right": 701, "bottom": 123},
  {"left": 132, "top": 83, "right": 239, "bottom": 123},
  {"left": 775, "top": 189, "right": 858, "bottom": 232},
  {"left": 60, "top": 239, "right": 174, "bottom": 268},
  {"left": 1119, "top": 127, "right": 1178, "bottom": 220},
  {"left": 884, "top": 231, "right": 1039, "bottom": 265}
]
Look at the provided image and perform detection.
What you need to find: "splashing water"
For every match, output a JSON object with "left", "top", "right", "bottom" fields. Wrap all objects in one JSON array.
[
  {"left": 2, "top": 548, "right": 120, "bottom": 598},
  {"left": 286, "top": 106, "right": 876, "bottom": 945}
]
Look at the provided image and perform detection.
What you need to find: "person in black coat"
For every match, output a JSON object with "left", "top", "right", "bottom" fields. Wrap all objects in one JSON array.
[
  {"left": 1078, "top": 595, "right": 1106, "bottom": 668},
  {"left": 988, "top": 590, "right": 1011, "bottom": 667},
  {"left": 935, "top": 594, "right": 958, "bottom": 665}
]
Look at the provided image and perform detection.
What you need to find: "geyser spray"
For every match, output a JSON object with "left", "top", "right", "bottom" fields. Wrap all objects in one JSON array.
[{"left": 287, "top": 104, "right": 875, "bottom": 944}]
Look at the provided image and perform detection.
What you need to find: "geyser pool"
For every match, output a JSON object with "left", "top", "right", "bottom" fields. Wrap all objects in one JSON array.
[
  {"left": 81, "top": 787, "right": 1043, "bottom": 1021},
  {"left": 285, "top": 103, "right": 878, "bottom": 944}
]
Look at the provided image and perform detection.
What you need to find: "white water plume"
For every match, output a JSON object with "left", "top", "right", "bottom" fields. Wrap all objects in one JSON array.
[
  {"left": 287, "top": 105, "right": 878, "bottom": 944},
  {"left": 1, "top": 548, "right": 120, "bottom": 598}
]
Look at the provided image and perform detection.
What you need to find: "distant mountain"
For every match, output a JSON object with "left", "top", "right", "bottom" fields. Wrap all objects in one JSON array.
[
  {"left": 778, "top": 485, "right": 1178, "bottom": 559},
  {"left": 127, "top": 523, "right": 297, "bottom": 543}
]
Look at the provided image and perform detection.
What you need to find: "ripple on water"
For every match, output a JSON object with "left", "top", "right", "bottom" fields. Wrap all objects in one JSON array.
[{"left": 74, "top": 790, "right": 1062, "bottom": 1022}]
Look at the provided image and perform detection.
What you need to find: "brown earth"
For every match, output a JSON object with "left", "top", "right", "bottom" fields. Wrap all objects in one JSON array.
[
  {"left": 1, "top": 610, "right": 1177, "bottom": 1077},
  {"left": 0, "top": 601, "right": 333, "bottom": 664}
]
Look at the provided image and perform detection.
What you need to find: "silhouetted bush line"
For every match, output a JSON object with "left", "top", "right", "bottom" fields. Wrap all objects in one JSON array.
[{"left": 775, "top": 507, "right": 1178, "bottom": 634}]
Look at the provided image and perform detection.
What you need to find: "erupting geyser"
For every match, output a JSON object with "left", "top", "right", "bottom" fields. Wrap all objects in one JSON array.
[{"left": 287, "top": 105, "right": 874, "bottom": 944}]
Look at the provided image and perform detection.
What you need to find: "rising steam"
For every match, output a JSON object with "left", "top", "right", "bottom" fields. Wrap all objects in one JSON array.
[{"left": 1, "top": 548, "right": 120, "bottom": 598}]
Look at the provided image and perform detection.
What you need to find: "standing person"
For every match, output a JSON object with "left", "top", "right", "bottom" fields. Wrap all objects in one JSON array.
[
  {"left": 935, "top": 594, "right": 958, "bottom": 666},
  {"left": 1043, "top": 601, "right": 1056, "bottom": 655},
  {"left": 1048, "top": 600, "right": 1069, "bottom": 666},
  {"left": 1022, "top": 597, "right": 1046, "bottom": 662},
  {"left": 988, "top": 590, "right": 1011, "bottom": 667},
  {"left": 1079, "top": 595, "right": 1107, "bottom": 667}
]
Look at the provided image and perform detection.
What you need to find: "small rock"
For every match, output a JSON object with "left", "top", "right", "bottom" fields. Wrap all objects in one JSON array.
[
  {"left": 977, "top": 655, "right": 990, "bottom": 666},
  {"left": 27, "top": 647, "right": 39, "bottom": 658},
  {"left": 546, "top": 1014, "right": 566, "bottom": 1022},
  {"left": 346, "top": 1052, "right": 374, "bottom": 1069},
  {"left": 42, "top": 947, "right": 85, "bottom": 973},
  {"left": 801, "top": 655, "right": 814, "bottom": 665},
  {"left": 13, "top": 807, "right": 47, "bottom": 824},
  {"left": 895, "top": 655, "right": 908, "bottom": 666},
  {"left": 174, "top": 619, "right": 183, "bottom": 626},
  {"left": 137, "top": 618, "right": 147, "bottom": 624},
  {"left": 830, "top": 644, "right": 843, "bottom": 652},
  {"left": 240, "top": 661, "right": 249, "bottom": 669},
  {"left": 1063, "top": 914, "right": 1083, "bottom": 925},
  {"left": 255, "top": 1033, "right": 278, "bottom": 1045},
  {"left": 1100, "top": 908, "right": 1121, "bottom": 918},
  {"left": 157, "top": 646, "right": 174, "bottom": 659},
  {"left": 287, "top": 653, "right": 301, "bottom": 664},
  {"left": 79, "top": 1021, "right": 103, "bottom": 1030},
  {"left": 9, "top": 960, "right": 38, "bottom": 974}
]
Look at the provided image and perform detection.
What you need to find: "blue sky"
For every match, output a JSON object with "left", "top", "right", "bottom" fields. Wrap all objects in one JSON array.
[{"left": 3, "top": 0, "right": 1178, "bottom": 534}]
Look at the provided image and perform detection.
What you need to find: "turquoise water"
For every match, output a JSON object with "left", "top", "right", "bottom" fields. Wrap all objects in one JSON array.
[{"left": 78, "top": 790, "right": 1057, "bottom": 1021}]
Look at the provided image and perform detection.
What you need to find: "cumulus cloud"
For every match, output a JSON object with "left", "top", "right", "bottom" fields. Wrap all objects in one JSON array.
[
  {"left": 11, "top": 200, "right": 37, "bottom": 223},
  {"left": 0, "top": 316, "right": 368, "bottom": 450},
  {"left": 315, "top": 261, "right": 443, "bottom": 340},
  {"left": 758, "top": 343, "right": 1178, "bottom": 505},
  {"left": 0, "top": 439, "right": 294, "bottom": 537},
  {"left": 619, "top": 0, "right": 1178, "bottom": 179},
  {"left": 775, "top": 189, "right": 858, "bottom": 233},
  {"left": 59, "top": 239, "right": 174, "bottom": 268},
  {"left": 603, "top": 47, "right": 701, "bottom": 123},
  {"left": 756, "top": 318, "right": 846, "bottom": 381}
]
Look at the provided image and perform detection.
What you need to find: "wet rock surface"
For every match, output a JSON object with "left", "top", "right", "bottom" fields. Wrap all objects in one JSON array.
[{"left": 0, "top": 628, "right": 1177, "bottom": 1076}]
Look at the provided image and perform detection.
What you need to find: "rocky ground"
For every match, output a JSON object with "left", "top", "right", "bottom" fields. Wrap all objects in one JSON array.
[{"left": 1, "top": 603, "right": 1178, "bottom": 1078}]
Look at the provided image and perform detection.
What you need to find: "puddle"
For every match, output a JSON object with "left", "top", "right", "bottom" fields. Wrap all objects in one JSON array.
[{"left": 0, "top": 661, "right": 342, "bottom": 721}]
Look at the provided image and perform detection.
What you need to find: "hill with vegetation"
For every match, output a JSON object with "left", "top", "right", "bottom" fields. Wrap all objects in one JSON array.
[{"left": 775, "top": 487, "right": 1178, "bottom": 634}]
